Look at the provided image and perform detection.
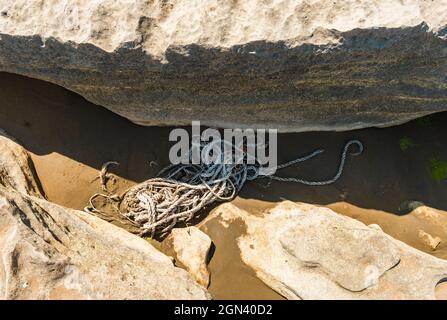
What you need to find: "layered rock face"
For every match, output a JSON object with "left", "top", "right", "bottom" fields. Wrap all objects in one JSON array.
[
  {"left": 0, "top": 131, "right": 210, "bottom": 299},
  {"left": 0, "top": 0, "right": 446, "bottom": 131},
  {"left": 0, "top": 130, "right": 44, "bottom": 198}
]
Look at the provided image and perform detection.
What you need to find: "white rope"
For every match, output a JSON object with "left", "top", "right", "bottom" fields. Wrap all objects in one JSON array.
[
  {"left": 85, "top": 139, "right": 363, "bottom": 237},
  {"left": 269, "top": 140, "right": 363, "bottom": 185}
]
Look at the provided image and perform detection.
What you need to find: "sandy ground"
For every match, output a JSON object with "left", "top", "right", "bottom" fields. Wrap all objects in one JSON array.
[{"left": 1, "top": 72, "right": 447, "bottom": 299}]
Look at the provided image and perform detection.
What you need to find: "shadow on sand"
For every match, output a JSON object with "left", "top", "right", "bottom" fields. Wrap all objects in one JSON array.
[{"left": 0, "top": 72, "right": 446, "bottom": 215}]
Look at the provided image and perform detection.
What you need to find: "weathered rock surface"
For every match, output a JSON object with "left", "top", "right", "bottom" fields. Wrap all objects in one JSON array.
[
  {"left": 0, "top": 132, "right": 210, "bottom": 300},
  {"left": 0, "top": 0, "right": 446, "bottom": 131},
  {"left": 211, "top": 201, "right": 447, "bottom": 299},
  {"left": 0, "top": 130, "right": 44, "bottom": 198},
  {"left": 418, "top": 230, "right": 442, "bottom": 251},
  {"left": 168, "top": 226, "right": 213, "bottom": 288}
]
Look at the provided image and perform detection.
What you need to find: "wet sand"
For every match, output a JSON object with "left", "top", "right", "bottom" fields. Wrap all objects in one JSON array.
[
  {"left": 199, "top": 214, "right": 285, "bottom": 300},
  {"left": 1, "top": 72, "right": 447, "bottom": 299}
]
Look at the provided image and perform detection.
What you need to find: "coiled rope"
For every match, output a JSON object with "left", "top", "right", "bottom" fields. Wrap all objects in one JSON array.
[{"left": 85, "top": 139, "right": 363, "bottom": 237}]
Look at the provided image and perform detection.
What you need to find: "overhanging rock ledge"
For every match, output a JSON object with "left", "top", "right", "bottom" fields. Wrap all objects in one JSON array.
[{"left": 0, "top": 0, "right": 446, "bottom": 131}]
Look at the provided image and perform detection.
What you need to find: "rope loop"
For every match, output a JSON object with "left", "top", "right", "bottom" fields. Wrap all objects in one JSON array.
[{"left": 86, "top": 139, "right": 363, "bottom": 236}]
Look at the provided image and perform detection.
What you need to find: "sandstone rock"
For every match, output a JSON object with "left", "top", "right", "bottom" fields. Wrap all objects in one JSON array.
[
  {"left": 328, "top": 202, "right": 447, "bottom": 259},
  {"left": 0, "top": 1, "right": 446, "bottom": 131},
  {"left": 436, "top": 281, "right": 447, "bottom": 300},
  {"left": 413, "top": 206, "right": 447, "bottom": 234},
  {"left": 0, "top": 187, "right": 211, "bottom": 299},
  {"left": 418, "top": 230, "right": 442, "bottom": 250},
  {"left": 0, "top": 130, "right": 44, "bottom": 198},
  {"left": 0, "top": 133, "right": 210, "bottom": 300},
  {"left": 168, "top": 227, "right": 213, "bottom": 288},
  {"left": 211, "top": 201, "right": 447, "bottom": 299}
]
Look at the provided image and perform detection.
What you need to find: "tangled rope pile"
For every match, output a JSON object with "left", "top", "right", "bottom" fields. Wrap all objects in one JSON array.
[{"left": 85, "top": 139, "right": 363, "bottom": 237}]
